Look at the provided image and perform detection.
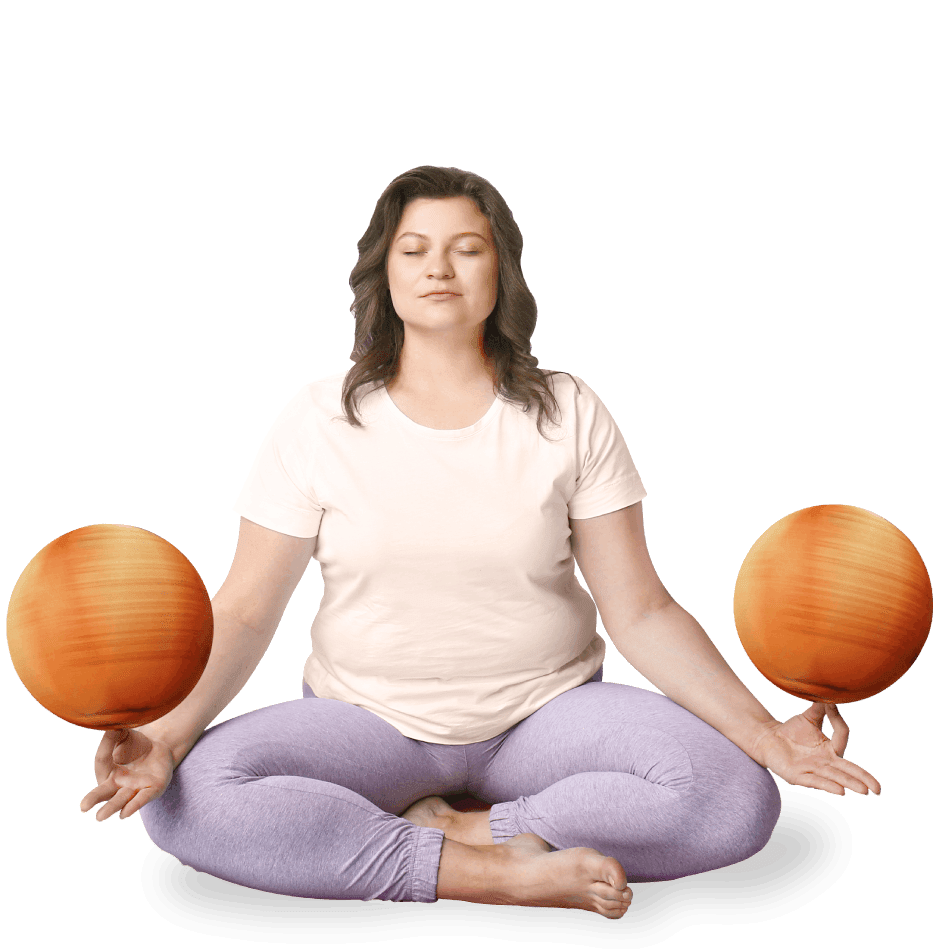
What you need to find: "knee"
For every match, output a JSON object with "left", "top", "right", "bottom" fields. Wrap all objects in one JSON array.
[
  {"left": 711, "top": 765, "right": 782, "bottom": 866},
  {"left": 138, "top": 774, "right": 212, "bottom": 869},
  {"left": 139, "top": 787, "right": 177, "bottom": 854}
]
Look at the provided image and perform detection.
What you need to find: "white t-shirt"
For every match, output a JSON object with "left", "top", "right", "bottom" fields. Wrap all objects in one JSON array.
[{"left": 233, "top": 368, "right": 647, "bottom": 743}]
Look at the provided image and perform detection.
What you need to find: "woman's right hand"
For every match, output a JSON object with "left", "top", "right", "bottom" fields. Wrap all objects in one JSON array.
[{"left": 80, "top": 727, "right": 176, "bottom": 821}]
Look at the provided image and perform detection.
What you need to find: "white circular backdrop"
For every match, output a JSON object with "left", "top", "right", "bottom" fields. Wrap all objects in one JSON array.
[{"left": 0, "top": 0, "right": 933, "bottom": 769}]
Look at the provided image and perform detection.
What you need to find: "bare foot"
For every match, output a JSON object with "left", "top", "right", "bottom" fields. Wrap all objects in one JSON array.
[
  {"left": 433, "top": 825, "right": 633, "bottom": 918},
  {"left": 402, "top": 794, "right": 495, "bottom": 846},
  {"left": 492, "top": 834, "right": 632, "bottom": 918},
  {"left": 404, "top": 796, "right": 634, "bottom": 918}
]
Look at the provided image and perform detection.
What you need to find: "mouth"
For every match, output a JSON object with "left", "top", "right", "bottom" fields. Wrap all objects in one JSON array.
[{"left": 423, "top": 292, "right": 461, "bottom": 299}]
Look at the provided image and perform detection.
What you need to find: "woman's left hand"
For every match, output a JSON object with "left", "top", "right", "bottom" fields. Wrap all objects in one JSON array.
[{"left": 751, "top": 702, "right": 881, "bottom": 796}]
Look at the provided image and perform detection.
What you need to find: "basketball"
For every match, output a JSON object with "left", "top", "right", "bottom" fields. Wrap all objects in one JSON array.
[
  {"left": 734, "top": 504, "right": 931, "bottom": 703},
  {"left": 7, "top": 524, "right": 213, "bottom": 729}
]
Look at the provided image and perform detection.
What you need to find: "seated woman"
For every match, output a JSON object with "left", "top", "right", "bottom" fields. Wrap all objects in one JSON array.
[{"left": 81, "top": 165, "right": 880, "bottom": 920}]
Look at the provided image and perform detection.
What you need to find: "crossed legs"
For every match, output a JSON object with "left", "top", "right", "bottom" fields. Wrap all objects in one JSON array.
[
  {"left": 476, "top": 681, "right": 781, "bottom": 881},
  {"left": 406, "top": 680, "right": 781, "bottom": 896},
  {"left": 140, "top": 678, "right": 780, "bottom": 916}
]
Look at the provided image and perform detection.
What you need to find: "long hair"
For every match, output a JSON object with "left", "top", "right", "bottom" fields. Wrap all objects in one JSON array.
[{"left": 334, "top": 165, "right": 580, "bottom": 441}]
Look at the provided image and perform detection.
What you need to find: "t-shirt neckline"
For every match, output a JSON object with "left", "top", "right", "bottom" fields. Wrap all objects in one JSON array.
[{"left": 380, "top": 384, "right": 504, "bottom": 439}]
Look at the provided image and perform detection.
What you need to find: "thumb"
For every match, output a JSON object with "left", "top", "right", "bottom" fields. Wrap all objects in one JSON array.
[
  {"left": 802, "top": 701, "right": 828, "bottom": 728},
  {"left": 825, "top": 703, "right": 850, "bottom": 758},
  {"left": 111, "top": 728, "right": 132, "bottom": 764}
]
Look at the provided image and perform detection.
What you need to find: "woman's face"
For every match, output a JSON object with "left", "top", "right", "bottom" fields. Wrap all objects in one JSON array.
[{"left": 386, "top": 196, "right": 499, "bottom": 334}]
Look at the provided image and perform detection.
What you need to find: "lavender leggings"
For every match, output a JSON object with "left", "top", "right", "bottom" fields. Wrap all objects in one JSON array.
[{"left": 140, "top": 668, "right": 781, "bottom": 902}]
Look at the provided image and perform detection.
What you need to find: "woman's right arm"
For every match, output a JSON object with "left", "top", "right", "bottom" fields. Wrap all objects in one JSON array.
[{"left": 81, "top": 517, "right": 317, "bottom": 820}]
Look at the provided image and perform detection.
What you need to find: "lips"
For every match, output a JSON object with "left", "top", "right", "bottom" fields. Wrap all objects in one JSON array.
[{"left": 423, "top": 292, "right": 461, "bottom": 297}]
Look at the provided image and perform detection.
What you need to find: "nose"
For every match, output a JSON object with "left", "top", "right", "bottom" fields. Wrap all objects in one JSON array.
[{"left": 426, "top": 250, "right": 454, "bottom": 279}]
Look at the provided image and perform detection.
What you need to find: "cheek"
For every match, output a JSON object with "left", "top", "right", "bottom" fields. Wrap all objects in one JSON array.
[
  {"left": 386, "top": 261, "right": 410, "bottom": 297},
  {"left": 483, "top": 262, "right": 499, "bottom": 299}
]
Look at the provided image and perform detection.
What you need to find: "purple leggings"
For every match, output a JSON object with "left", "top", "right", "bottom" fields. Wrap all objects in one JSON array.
[{"left": 140, "top": 668, "right": 780, "bottom": 902}]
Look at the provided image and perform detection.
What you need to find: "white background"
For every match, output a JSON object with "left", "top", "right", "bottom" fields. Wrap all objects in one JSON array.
[{"left": 2, "top": 2, "right": 930, "bottom": 947}]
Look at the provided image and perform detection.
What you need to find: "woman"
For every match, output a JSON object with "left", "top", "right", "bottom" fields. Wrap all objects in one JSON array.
[{"left": 81, "top": 166, "right": 880, "bottom": 920}]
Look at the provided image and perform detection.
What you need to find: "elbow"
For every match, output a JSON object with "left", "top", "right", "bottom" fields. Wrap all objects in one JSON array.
[{"left": 604, "top": 595, "right": 678, "bottom": 646}]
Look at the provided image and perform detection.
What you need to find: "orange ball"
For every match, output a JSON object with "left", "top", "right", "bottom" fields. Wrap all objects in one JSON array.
[
  {"left": 734, "top": 505, "right": 932, "bottom": 703},
  {"left": 7, "top": 524, "right": 213, "bottom": 729}
]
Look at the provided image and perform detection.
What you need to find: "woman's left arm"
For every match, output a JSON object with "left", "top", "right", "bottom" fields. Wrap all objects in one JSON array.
[
  {"left": 608, "top": 598, "right": 778, "bottom": 755},
  {"left": 570, "top": 503, "right": 881, "bottom": 797},
  {"left": 609, "top": 600, "right": 881, "bottom": 795}
]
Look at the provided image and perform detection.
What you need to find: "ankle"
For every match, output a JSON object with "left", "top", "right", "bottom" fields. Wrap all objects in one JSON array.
[
  {"left": 436, "top": 837, "right": 512, "bottom": 905},
  {"left": 449, "top": 808, "right": 495, "bottom": 846}
]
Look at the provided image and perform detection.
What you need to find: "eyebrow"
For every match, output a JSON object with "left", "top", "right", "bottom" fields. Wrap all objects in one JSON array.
[{"left": 394, "top": 231, "right": 489, "bottom": 244}]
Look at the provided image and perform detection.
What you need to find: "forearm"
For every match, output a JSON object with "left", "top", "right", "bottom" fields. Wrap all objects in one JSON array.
[
  {"left": 138, "top": 604, "right": 275, "bottom": 766},
  {"left": 608, "top": 600, "right": 779, "bottom": 761}
]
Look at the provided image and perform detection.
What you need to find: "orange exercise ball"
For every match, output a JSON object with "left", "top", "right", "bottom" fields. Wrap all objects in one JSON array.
[
  {"left": 7, "top": 524, "right": 213, "bottom": 729},
  {"left": 734, "top": 505, "right": 931, "bottom": 704}
]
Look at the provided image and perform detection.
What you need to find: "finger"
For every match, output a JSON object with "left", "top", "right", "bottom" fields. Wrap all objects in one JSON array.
[
  {"left": 94, "top": 729, "right": 127, "bottom": 784},
  {"left": 94, "top": 788, "right": 136, "bottom": 824},
  {"left": 111, "top": 728, "right": 142, "bottom": 765},
  {"left": 93, "top": 731, "right": 119, "bottom": 783},
  {"left": 837, "top": 759, "right": 881, "bottom": 795},
  {"left": 825, "top": 704, "right": 850, "bottom": 757},
  {"left": 796, "top": 759, "right": 881, "bottom": 796},
  {"left": 80, "top": 776, "right": 118, "bottom": 812},
  {"left": 119, "top": 784, "right": 160, "bottom": 820},
  {"left": 791, "top": 771, "right": 846, "bottom": 795},
  {"left": 801, "top": 702, "right": 831, "bottom": 736},
  {"left": 819, "top": 764, "right": 871, "bottom": 795},
  {"left": 111, "top": 735, "right": 129, "bottom": 765}
]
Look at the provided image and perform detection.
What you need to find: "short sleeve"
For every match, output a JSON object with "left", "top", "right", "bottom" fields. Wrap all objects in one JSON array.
[
  {"left": 567, "top": 376, "right": 647, "bottom": 520},
  {"left": 233, "top": 386, "right": 324, "bottom": 538}
]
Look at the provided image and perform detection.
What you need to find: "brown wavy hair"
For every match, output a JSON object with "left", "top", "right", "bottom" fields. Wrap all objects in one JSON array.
[{"left": 334, "top": 165, "right": 580, "bottom": 442}]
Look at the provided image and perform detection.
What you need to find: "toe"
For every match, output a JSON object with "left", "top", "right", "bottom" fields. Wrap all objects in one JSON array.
[
  {"left": 600, "top": 856, "right": 627, "bottom": 890},
  {"left": 593, "top": 896, "right": 626, "bottom": 919},
  {"left": 591, "top": 881, "right": 628, "bottom": 903}
]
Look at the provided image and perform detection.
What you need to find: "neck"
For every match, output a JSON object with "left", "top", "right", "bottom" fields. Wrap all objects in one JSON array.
[{"left": 391, "top": 346, "right": 496, "bottom": 397}]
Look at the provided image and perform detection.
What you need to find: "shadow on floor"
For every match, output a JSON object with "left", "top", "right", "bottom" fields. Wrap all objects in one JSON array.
[{"left": 139, "top": 794, "right": 850, "bottom": 944}]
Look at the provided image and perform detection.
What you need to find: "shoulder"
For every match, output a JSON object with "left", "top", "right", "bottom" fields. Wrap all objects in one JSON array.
[
  {"left": 292, "top": 368, "right": 364, "bottom": 415},
  {"left": 543, "top": 373, "right": 635, "bottom": 451},
  {"left": 299, "top": 367, "right": 387, "bottom": 429},
  {"left": 538, "top": 371, "right": 607, "bottom": 415},
  {"left": 262, "top": 372, "right": 343, "bottom": 435},
  {"left": 308, "top": 368, "right": 351, "bottom": 400},
  {"left": 539, "top": 370, "right": 586, "bottom": 399}
]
